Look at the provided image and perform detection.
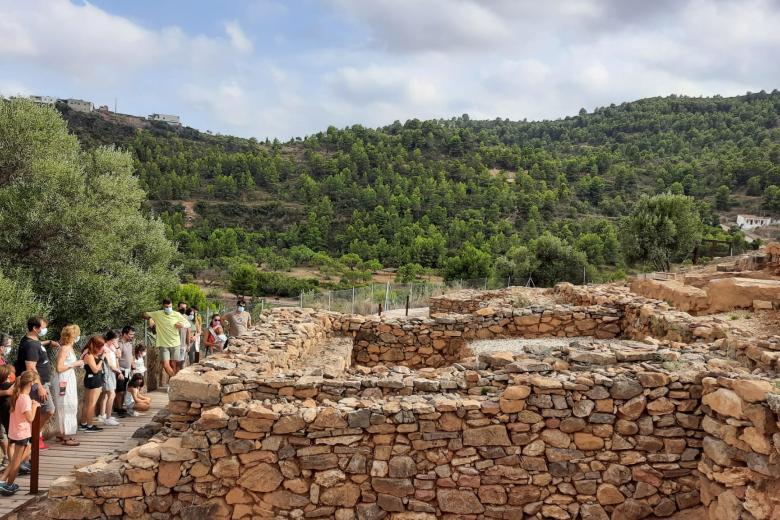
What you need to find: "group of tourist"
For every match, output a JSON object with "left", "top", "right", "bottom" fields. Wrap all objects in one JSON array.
[
  {"left": 0, "top": 297, "right": 252, "bottom": 496},
  {"left": 0, "top": 319, "right": 149, "bottom": 496},
  {"left": 141, "top": 297, "right": 251, "bottom": 379}
]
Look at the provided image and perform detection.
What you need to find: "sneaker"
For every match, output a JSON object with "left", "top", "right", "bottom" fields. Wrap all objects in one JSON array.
[
  {"left": 85, "top": 425, "right": 103, "bottom": 432},
  {"left": 130, "top": 411, "right": 141, "bottom": 417},
  {"left": 105, "top": 417, "right": 120, "bottom": 426},
  {"left": 19, "top": 462, "right": 31, "bottom": 475},
  {"left": 95, "top": 415, "right": 106, "bottom": 423},
  {"left": 6, "top": 483, "right": 18, "bottom": 492},
  {"left": 78, "top": 423, "right": 88, "bottom": 431},
  {"left": 0, "top": 483, "right": 15, "bottom": 496}
]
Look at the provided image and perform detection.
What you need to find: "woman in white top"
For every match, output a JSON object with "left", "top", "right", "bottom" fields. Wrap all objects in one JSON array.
[
  {"left": 52, "top": 324, "right": 84, "bottom": 445},
  {"left": 97, "top": 330, "right": 122, "bottom": 426}
]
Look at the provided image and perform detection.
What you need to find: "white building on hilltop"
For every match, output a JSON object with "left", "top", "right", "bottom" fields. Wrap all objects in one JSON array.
[
  {"left": 736, "top": 214, "right": 777, "bottom": 230},
  {"left": 148, "top": 113, "right": 181, "bottom": 125},
  {"left": 28, "top": 95, "right": 56, "bottom": 105},
  {"left": 65, "top": 98, "right": 94, "bottom": 112}
]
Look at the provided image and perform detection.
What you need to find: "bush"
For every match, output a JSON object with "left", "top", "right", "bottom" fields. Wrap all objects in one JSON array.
[
  {"left": 255, "top": 272, "right": 319, "bottom": 297},
  {"left": 0, "top": 270, "right": 50, "bottom": 334}
]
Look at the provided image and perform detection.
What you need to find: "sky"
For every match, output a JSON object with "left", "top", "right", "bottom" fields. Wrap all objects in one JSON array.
[{"left": 2, "top": 0, "right": 780, "bottom": 140}]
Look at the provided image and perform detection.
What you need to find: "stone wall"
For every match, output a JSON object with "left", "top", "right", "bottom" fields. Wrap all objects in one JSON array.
[
  {"left": 47, "top": 366, "right": 706, "bottom": 520},
  {"left": 698, "top": 376, "right": 780, "bottom": 519},
  {"left": 428, "top": 288, "right": 522, "bottom": 314},
  {"left": 25, "top": 284, "right": 780, "bottom": 520},
  {"left": 554, "top": 283, "right": 729, "bottom": 343},
  {"left": 340, "top": 305, "right": 623, "bottom": 369}
]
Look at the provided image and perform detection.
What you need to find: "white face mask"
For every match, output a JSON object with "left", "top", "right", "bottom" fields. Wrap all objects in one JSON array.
[
  {"left": 75, "top": 336, "right": 81, "bottom": 344},
  {"left": 4, "top": 346, "right": 11, "bottom": 355},
  {"left": 237, "top": 306, "right": 245, "bottom": 313},
  {"left": 39, "top": 327, "right": 48, "bottom": 337},
  {"left": 163, "top": 307, "right": 173, "bottom": 315}
]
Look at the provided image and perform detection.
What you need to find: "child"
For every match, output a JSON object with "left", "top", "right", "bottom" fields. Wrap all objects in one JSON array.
[
  {"left": 0, "top": 371, "right": 40, "bottom": 495},
  {"left": 0, "top": 366, "right": 14, "bottom": 467},
  {"left": 133, "top": 345, "right": 147, "bottom": 381},
  {"left": 124, "top": 373, "right": 150, "bottom": 415}
]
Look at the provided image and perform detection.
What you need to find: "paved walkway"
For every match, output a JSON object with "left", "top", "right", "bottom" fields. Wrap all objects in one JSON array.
[{"left": 0, "top": 390, "right": 168, "bottom": 518}]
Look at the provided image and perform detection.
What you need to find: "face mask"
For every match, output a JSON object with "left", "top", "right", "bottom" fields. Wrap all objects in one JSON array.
[
  {"left": 75, "top": 336, "right": 81, "bottom": 344},
  {"left": 188, "top": 314, "right": 194, "bottom": 320},
  {"left": 4, "top": 347, "right": 11, "bottom": 355},
  {"left": 39, "top": 327, "right": 48, "bottom": 337},
  {"left": 238, "top": 306, "right": 245, "bottom": 313},
  {"left": 163, "top": 307, "right": 173, "bottom": 315}
]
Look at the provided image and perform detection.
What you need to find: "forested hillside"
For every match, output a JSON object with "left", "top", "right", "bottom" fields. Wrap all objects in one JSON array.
[{"left": 59, "top": 91, "right": 780, "bottom": 292}]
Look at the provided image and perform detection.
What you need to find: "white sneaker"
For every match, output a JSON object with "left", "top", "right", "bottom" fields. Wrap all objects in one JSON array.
[
  {"left": 130, "top": 411, "right": 141, "bottom": 417},
  {"left": 95, "top": 415, "right": 106, "bottom": 423},
  {"left": 105, "top": 417, "right": 120, "bottom": 426}
]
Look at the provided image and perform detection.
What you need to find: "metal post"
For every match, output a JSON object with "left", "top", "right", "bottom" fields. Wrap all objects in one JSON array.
[
  {"left": 405, "top": 294, "right": 410, "bottom": 316},
  {"left": 30, "top": 407, "right": 41, "bottom": 494},
  {"left": 351, "top": 287, "right": 355, "bottom": 314},
  {"left": 484, "top": 277, "right": 488, "bottom": 290},
  {"left": 328, "top": 291, "right": 331, "bottom": 311},
  {"left": 378, "top": 303, "right": 383, "bottom": 316},
  {"left": 371, "top": 283, "right": 374, "bottom": 306},
  {"left": 384, "top": 282, "right": 390, "bottom": 312},
  {"left": 507, "top": 276, "right": 511, "bottom": 288},
  {"left": 583, "top": 266, "right": 586, "bottom": 285},
  {"left": 300, "top": 292, "right": 303, "bottom": 308}
]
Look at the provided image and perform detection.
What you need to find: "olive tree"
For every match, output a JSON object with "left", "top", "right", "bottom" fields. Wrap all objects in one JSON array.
[
  {"left": 0, "top": 99, "right": 178, "bottom": 331},
  {"left": 620, "top": 193, "right": 703, "bottom": 271}
]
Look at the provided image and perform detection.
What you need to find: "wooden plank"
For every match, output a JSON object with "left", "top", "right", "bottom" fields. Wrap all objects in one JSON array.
[{"left": 0, "top": 390, "right": 168, "bottom": 519}]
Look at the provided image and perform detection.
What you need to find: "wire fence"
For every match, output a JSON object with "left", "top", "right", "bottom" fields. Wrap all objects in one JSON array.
[{"left": 300, "top": 277, "right": 523, "bottom": 315}]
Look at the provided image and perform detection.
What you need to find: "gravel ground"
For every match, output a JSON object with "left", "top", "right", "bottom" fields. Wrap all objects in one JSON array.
[{"left": 468, "top": 336, "right": 622, "bottom": 360}]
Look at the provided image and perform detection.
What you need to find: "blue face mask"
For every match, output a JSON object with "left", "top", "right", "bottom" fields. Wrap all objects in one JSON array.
[
  {"left": 238, "top": 306, "right": 245, "bottom": 313},
  {"left": 163, "top": 307, "right": 173, "bottom": 315},
  {"left": 39, "top": 327, "right": 48, "bottom": 337}
]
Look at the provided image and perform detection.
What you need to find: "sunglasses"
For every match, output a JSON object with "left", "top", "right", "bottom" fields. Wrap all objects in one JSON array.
[{"left": 213, "top": 319, "right": 221, "bottom": 322}]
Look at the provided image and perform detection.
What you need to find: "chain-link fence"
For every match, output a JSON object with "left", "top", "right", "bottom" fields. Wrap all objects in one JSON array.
[{"left": 300, "top": 277, "right": 520, "bottom": 315}]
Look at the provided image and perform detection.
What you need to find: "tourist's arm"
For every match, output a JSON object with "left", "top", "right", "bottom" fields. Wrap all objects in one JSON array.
[
  {"left": 23, "top": 399, "right": 38, "bottom": 422},
  {"left": 0, "top": 382, "right": 14, "bottom": 396}
]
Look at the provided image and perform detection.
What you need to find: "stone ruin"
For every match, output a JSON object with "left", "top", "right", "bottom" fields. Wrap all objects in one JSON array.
[
  {"left": 629, "top": 242, "right": 780, "bottom": 315},
  {"left": 22, "top": 281, "right": 780, "bottom": 520}
]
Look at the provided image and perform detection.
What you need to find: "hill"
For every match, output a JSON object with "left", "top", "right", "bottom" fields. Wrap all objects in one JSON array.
[{"left": 57, "top": 92, "right": 780, "bottom": 289}]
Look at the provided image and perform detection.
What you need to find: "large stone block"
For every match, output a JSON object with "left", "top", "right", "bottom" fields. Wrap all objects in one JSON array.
[{"left": 169, "top": 368, "right": 228, "bottom": 405}]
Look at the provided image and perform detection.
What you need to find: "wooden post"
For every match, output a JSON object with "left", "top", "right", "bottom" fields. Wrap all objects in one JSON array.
[
  {"left": 30, "top": 407, "right": 41, "bottom": 494},
  {"left": 378, "top": 303, "right": 383, "bottom": 316},
  {"left": 405, "top": 294, "right": 410, "bottom": 316}
]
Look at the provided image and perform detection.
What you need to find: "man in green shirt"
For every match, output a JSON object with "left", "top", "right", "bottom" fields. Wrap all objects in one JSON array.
[{"left": 141, "top": 298, "right": 190, "bottom": 378}]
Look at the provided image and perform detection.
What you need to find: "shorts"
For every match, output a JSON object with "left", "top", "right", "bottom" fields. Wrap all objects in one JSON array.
[
  {"left": 159, "top": 346, "right": 180, "bottom": 362},
  {"left": 116, "top": 368, "right": 131, "bottom": 392},
  {"left": 84, "top": 372, "right": 104, "bottom": 390},
  {"left": 10, "top": 437, "right": 30, "bottom": 446},
  {"left": 103, "top": 369, "right": 117, "bottom": 391},
  {"left": 39, "top": 383, "right": 55, "bottom": 414}
]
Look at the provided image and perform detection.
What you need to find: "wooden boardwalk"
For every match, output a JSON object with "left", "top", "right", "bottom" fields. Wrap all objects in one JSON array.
[{"left": 0, "top": 391, "right": 168, "bottom": 518}]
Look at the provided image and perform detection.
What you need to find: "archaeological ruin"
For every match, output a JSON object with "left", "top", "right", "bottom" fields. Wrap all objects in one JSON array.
[{"left": 19, "top": 246, "right": 780, "bottom": 520}]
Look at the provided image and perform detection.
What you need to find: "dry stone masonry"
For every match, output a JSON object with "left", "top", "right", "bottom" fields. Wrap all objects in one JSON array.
[{"left": 24, "top": 282, "right": 780, "bottom": 520}]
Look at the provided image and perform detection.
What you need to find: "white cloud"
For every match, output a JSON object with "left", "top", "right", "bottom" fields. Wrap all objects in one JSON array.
[
  {"left": 224, "top": 21, "right": 254, "bottom": 54},
  {"left": 3, "top": 0, "right": 780, "bottom": 139}
]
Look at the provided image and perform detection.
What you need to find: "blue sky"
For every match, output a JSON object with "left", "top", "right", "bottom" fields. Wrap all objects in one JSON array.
[{"left": 2, "top": 0, "right": 780, "bottom": 139}]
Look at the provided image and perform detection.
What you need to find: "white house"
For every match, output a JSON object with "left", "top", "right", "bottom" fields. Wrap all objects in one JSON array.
[
  {"left": 736, "top": 214, "right": 776, "bottom": 230},
  {"left": 148, "top": 113, "right": 181, "bottom": 125},
  {"left": 27, "top": 95, "right": 56, "bottom": 105},
  {"left": 65, "top": 98, "right": 94, "bottom": 112}
]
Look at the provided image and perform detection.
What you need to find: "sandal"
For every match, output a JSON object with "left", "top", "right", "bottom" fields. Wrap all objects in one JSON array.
[{"left": 63, "top": 438, "right": 80, "bottom": 446}]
